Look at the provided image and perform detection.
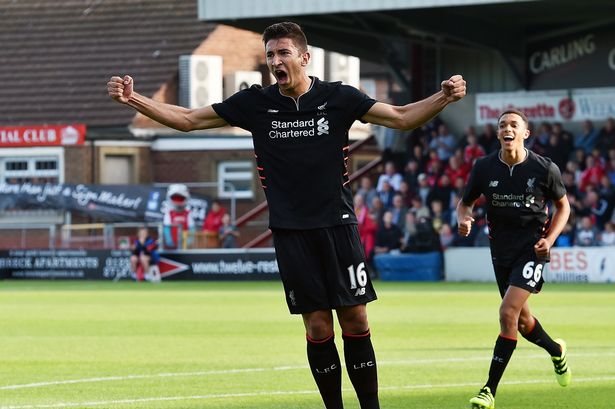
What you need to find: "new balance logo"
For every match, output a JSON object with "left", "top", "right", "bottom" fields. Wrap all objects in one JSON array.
[
  {"left": 317, "top": 117, "right": 329, "bottom": 135},
  {"left": 317, "top": 101, "right": 328, "bottom": 110},
  {"left": 489, "top": 180, "right": 499, "bottom": 187},
  {"left": 288, "top": 290, "right": 297, "bottom": 306},
  {"left": 267, "top": 109, "right": 279, "bottom": 113},
  {"left": 354, "top": 287, "right": 366, "bottom": 296}
]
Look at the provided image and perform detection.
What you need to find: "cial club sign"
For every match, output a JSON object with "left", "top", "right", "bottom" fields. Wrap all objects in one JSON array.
[{"left": 0, "top": 124, "right": 86, "bottom": 147}]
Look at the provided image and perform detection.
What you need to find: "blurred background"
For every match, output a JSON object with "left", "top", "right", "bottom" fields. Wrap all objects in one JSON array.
[{"left": 0, "top": 0, "right": 614, "bottom": 283}]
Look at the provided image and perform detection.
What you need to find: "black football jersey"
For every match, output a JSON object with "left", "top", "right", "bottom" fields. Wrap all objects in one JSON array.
[
  {"left": 462, "top": 149, "right": 566, "bottom": 265},
  {"left": 212, "top": 77, "right": 376, "bottom": 229}
]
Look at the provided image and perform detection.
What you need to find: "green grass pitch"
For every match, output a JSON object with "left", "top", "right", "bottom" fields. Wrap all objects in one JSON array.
[{"left": 0, "top": 281, "right": 614, "bottom": 408}]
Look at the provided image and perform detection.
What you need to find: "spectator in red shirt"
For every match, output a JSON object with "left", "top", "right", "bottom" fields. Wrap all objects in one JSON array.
[
  {"left": 354, "top": 194, "right": 377, "bottom": 261},
  {"left": 580, "top": 155, "right": 606, "bottom": 192},
  {"left": 445, "top": 155, "right": 470, "bottom": 183},
  {"left": 202, "top": 200, "right": 227, "bottom": 246},
  {"left": 463, "top": 132, "right": 486, "bottom": 165}
]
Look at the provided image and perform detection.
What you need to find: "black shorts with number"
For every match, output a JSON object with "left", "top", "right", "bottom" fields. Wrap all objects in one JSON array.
[
  {"left": 494, "top": 249, "right": 546, "bottom": 298},
  {"left": 272, "top": 224, "right": 378, "bottom": 314}
]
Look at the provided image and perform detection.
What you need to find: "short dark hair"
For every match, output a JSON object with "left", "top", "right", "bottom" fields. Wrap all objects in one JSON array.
[
  {"left": 498, "top": 108, "right": 529, "bottom": 128},
  {"left": 262, "top": 21, "right": 308, "bottom": 52}
]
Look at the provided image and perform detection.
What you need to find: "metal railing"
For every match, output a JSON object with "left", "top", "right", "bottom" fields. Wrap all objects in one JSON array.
[
  {"left": 153, "top": 182, "right": 237, "bottom": 222},
  {"left": 0, "top": 224, "right": 57, "bottom": 249}
]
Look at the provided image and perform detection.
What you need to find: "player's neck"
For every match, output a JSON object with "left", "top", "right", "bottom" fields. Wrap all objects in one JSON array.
[
  {"left": 500, "top": 147, "right": 527, "bottom": 166},
  {"left": 279, "top": 74, "right": 312, "bottom": 99}
]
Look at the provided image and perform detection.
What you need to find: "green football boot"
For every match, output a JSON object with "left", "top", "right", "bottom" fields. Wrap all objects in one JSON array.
[
  {"left": 469, "top": 386, "right": 495, "bottom": 409},
  {"left": 552, "top": 338, "right": 571, "bottom": 387}
]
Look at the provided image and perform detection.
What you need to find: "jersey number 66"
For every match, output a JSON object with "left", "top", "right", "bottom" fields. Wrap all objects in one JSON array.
[{"left": 522, "top": 261, "right": 543, "bottom": 282}]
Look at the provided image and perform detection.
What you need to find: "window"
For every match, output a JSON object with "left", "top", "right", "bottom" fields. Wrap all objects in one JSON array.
[
  {"left": 6, "top": 161, "right": 28, "bottom": 171},
  {"left": 101, "top": 155, "right": 134, "bottom": 184},
  {"left": 217, "top": 161, "right": 253, "bottom": 199},
  {"left": 0, "top": 148, "right": 64, "bottom": 225},
  {"left": 1, "top": 156, "right": 61, "bottom": 184},
  {"left": 35, "top": 160, "right": 58, "bottom": 171}
]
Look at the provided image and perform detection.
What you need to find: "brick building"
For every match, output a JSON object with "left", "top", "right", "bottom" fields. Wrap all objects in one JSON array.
[{"left": 0, "top": 0, "right": 383, "bottom": 245}]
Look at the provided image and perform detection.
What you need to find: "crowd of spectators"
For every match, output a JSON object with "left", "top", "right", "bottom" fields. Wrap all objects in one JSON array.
[{"left": 354, "top": 117, "right": 615, "bottom": 260}]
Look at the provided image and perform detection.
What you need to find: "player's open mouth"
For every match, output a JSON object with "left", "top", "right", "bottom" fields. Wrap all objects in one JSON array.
[
  {"left": 503, "top": 135, "right": 514, "bottom": 142},
  {"left": 274, "top": 70, "right": 288, "bottom": 83}
]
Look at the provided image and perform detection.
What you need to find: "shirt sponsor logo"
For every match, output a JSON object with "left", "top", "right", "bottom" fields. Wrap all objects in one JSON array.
[
  {"left": 269, "top": 118, "right": 315, "bottom": 138},
  {"left": 490, "top": 191, "right": 537, "bottom": 208},
  {"left": 317, "top": 118, "right": 329, "bottom": 135},
  {"left": 524, "top": 195, "right": 535, "bottom": 208},
  {"left": 491, "top": 192, "right": 525, "bottom": 208},
  {"left": 268, "top": 117, "right": 330, "bottom": 139}
]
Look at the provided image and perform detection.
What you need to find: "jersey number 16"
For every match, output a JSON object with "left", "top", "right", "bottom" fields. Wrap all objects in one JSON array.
[{"left": 347, "top": 262, "right": 368, "bottom": 294}]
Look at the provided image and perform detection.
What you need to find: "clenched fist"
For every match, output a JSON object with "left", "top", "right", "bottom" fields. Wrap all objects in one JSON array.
[
  {"left": 457, "top": 215, "right": 474, "bottom": 237},
  {"left": 107, "top": 75, "right": 134, "bottom": 104},
  {"left": 441, "top": 74, "right": 466, "bottom": 103},
  {"left": 534, "top": 238, "right": 551, "bottom": 260}
]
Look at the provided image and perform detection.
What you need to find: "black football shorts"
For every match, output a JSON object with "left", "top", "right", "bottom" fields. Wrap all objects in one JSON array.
[
  {"left": 272, "top": 224, "right": 378, "bottom": 314},
  {"left": 494, "top": 250, "right": 546, "bottom": 297}
]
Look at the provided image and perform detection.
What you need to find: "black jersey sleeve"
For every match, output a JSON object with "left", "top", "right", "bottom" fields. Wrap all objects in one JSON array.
[
  {"left": 211, "top": 87, "right": 256, "bottom": 131},
  {"left": 462, "top": 158, "right": 485, "bottom": 205},
  {"left": 338, "top": 84, "right": 377, "bottom": 125},
  {"left": 545, "top": 161, "right": 567, "bottom": 200}
]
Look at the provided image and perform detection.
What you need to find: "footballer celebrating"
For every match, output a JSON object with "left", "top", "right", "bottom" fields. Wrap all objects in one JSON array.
[
  {"left": 108, "top": 22, "right": 465, "bottom": 409},
  {"left": 457, "top": 109, "right": 571, "bottom": 409}
]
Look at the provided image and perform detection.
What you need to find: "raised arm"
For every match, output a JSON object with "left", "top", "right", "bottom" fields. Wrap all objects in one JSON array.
[
  {"left": 361, "top": 75, "right": 466, "bottom": 130},
  {"left": 107, "top": 75, "right": 228, "bottom": 132}
]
